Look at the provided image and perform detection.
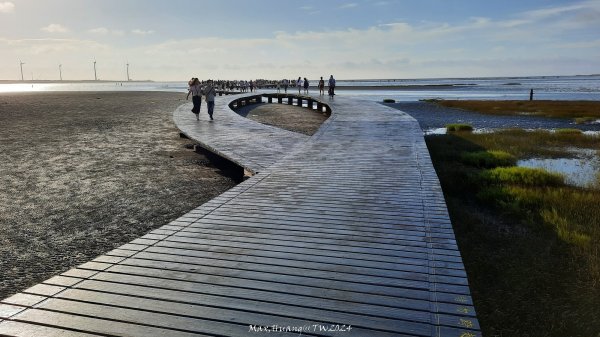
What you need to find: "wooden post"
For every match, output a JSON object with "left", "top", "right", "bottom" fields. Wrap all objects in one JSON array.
[
  {"left": 268, "top": 96, "right": 273, "bottom": 103},
  {"left": 287, "top": 96, "right": 293, "bottom": 105},
  {"left": 308, "top": 100, "right": 314, "bottom": 109},
  {"left": 278, "top": 96, "right": 283, "bottom": 104},
  {"left": 297, "top": 98, "right": 302, "bottom": 107},
  {"left": 317, "top": 102, "right": 323, "bottom": 112}
]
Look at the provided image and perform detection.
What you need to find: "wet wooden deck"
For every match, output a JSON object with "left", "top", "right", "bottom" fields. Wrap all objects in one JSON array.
[{"left": 0, "top": 94, "right": 480, "bottom": 336}]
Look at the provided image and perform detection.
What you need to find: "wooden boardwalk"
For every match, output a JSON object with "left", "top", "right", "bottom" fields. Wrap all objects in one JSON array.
[{"left": 0, "top": 94, "right": 481, "bottom": 336}]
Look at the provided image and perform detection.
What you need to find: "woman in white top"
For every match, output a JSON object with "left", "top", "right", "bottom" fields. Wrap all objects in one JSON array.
[
  {"left": 186, "top": 78, "right": 202, "bottom": 120},
  {"left": 297, "top": 77, "right": 302, "bottom": 94}
]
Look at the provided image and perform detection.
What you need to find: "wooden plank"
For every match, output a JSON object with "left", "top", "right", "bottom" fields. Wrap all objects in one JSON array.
[
  {"left": 56, "top": 284, "right": 431, "bottom": 336},
  {"left": 0, "top": 321, "right": 103, "bottom": 337},
  {"left": 112, "top": 258, "right": 472, "bottom": 295}
]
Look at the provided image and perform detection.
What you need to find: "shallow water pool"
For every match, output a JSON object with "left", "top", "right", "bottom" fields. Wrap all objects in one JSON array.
[{"left": 517, "top": 156, "right": 600, "bottom": 188}]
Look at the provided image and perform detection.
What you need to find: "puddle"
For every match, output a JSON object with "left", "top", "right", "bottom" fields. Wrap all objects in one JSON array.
[
  {"left": 518, "top": 156, "right": 600, "bottom": 188},
  {"left": 424, "top": 128, "right": 600, "bottom": 137},
  {"left": 423, "top": 128, "right": 492, "bottom": 135},
  {"left": 424, "top": 128, "right": 447, "bottom": 135}
]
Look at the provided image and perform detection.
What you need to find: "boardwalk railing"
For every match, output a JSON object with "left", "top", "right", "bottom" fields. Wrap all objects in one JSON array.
[{"left": 228, "top": 93, "right": 331, "bottom": 114}]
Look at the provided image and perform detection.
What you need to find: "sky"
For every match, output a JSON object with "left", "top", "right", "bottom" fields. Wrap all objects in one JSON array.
[{"left": 1, "top": 0, "right": 599, "bottom": 81}]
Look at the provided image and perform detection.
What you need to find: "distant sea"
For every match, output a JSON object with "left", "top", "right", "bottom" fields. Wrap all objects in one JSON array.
[{"left": 1, "top": 75, "right": 599, "bottom": 101}]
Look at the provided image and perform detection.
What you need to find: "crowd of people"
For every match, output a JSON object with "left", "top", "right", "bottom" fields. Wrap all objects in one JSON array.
[
  {"left": 186, "top": 75, "right": 337, "bottom": 120},
  {"left": 274, "top": 75, "right": 336, "bottom": 97}
]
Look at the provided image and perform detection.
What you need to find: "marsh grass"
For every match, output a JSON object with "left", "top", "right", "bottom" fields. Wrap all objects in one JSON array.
[
  {"left": 446, "top": 123, "right": 474, "bottom": 132},
  {"left": 460, "top": 150, "right": 516, "bottom": 168},
  {"left": 555, "top": 128, "right": 583, "bottom": 134},
  {"left": 479, "top": 166, "right": 564, "bottom": 186},
  {"left": 432, "top": 100, "right": 600, "bottom": 119},
  {"left": 451, "top": 128, "right": 600, "bottom": 158},
  {"left": 426, "top": 131, "right": 600, "bottom": 337}
]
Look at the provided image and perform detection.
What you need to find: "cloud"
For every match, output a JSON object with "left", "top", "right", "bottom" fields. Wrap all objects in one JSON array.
[
  {"left": 0, "top": 1, "right": 14, "bottom": 13},
  {"left": 88, "top": 27, "right": 125, "bottom": 36},
  {"left": 89, "top": 27, "right": 109, "bottom": 35},
  {"left": 41, "top": 24, "right": 68, "bottom": 33},
  {"left": 513, "top": 0, "right": 600, "bottom": 29},
  {"left": 132, "top": 29, "right": 155, "bottom": 35},
  {"left": 1, "top": 37, "right": 109, "bottom": 55},
  {"left": 339, "top": 3, "right": 358, "bottom": 9}
]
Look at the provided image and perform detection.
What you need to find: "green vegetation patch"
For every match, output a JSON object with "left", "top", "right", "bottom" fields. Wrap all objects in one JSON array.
[
  {"left": 425, "top": 129, "right": 600, "bottom": 337},
  {"left": 460, "top": 150, "right": 516, "bottom": 168},
  {"left": 431, "top": 100, "right": 600, "bottom": 119},
  {"left": 555, "top": 128, "right": 582, "bottom": 134},
  {"left": 479, "top": 166, "right": 564, "bottom": 186}
]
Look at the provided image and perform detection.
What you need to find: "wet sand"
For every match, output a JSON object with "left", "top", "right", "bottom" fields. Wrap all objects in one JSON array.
[
  {"left": 235, "top": 102, "right": 329, "bottom": 135},
  {"left": 0, "top": 91, "right": 237, "bottom": 299}
]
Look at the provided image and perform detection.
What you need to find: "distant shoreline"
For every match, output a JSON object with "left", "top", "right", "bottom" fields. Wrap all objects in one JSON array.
[
  {"left": 0, "top": 81, "right": 475, "bottom": 91},
  {"left": 0, "top": 80, "right": 153, "bottom": 84}
]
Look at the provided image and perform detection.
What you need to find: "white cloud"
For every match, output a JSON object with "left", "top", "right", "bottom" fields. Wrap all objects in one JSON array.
[
  {"left": 513, "top": 0, "right": 600, "bottom": 29},
  {"left": 88, "top": 27, "right": 109, "bottom": 35},
  {"left": 339, "top": 3, "right": 358, "bottom": 9},
  {"left": 1, "top": 37, "right": 109, "bottom": 55},
  {"left": 41, "top": 24, "right": 68, "bottom": 33},
  {"left": 132, "top": 29, "right": 155, "bottom": 35},
  {"left": 0, "top": 1, "right": 14, "bottom": 13},
  {"left": 88, "top": 27, "right": 124, "bottom": 36}
]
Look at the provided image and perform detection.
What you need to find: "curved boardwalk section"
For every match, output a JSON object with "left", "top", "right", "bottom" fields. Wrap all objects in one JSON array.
[
  {"left": 0, "top": 94, "right": 480, "bottom": 336},
  {"left": 174, "top": 95, "right": 309, "bottom": 174}
]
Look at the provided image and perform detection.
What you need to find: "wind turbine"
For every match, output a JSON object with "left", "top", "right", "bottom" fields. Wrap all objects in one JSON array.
[
  {"left": 93, "top": 59, "right": 97, "bottom": 81},
  {"left": 19, "top": 60, "right": 25, "bottom": 81},
  {"left": 126, "top": 60, "right": 130, "bottom": 81},
  {"left": 59, "top": 64, "right": 62, "bottom": 81}
]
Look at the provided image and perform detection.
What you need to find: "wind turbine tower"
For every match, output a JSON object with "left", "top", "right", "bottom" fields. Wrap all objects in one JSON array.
[
  {"left": 59, "top": 64, "right": 63, "bottom": 81},
  {"left": 93, "top": 59, "right": 97, "bottom": 81},
  {"left": 126, "top": 60, "right": 130, "bottom": 81},
  {"left": 19, "top": 60, "right": 25, "bottom": 81}
]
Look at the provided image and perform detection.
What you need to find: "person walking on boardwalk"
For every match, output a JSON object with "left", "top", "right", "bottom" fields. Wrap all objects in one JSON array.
[
  {"left": 296, "top": 77, "right": 302, "bottom": 94},
  {"left": 186, "top": 77, "right": 202, "bottom": 120},
  {"left": 328, "top": 75, "right": 336, "bottom": 97},
  {"left": 282, "top": 78, "right": 289, "bottom": 93},
  {"left": 318, "top": 76, "right": 325, "bottom": 96},
  {"left": 303, "top": 77, "right": 309, "bottom": 95},
  {"left": 203, "top": 79, "right": 216, "bottom": 120}
]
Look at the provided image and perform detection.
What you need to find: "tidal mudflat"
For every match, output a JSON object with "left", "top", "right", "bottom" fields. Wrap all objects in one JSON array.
[{"left": 0, "top": 91, "right": 236, "bottom": 299}]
